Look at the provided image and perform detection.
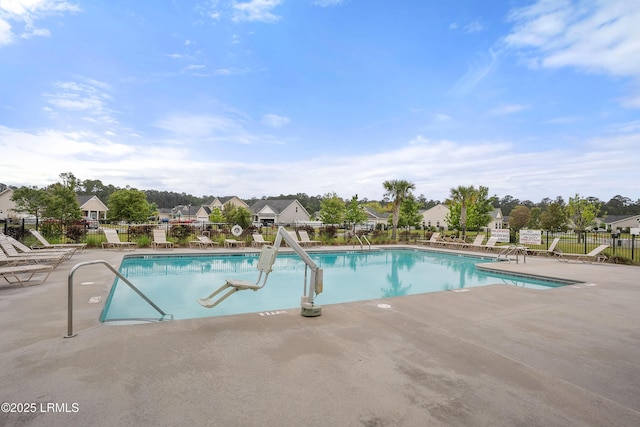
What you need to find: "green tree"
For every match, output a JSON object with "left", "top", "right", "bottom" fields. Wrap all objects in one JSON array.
[
  {"left": 465, "top": 186, "right": 493, "bottom": 231},
  {"left": 11, "top": 186, "right": 47, "bottom": 222},
  {"left": 43, "top": 182, "right": 82, "bottom": 223},
  {"left": 225, "top": 206, "right": 252, "bottom": 228},
  {"left": 209, "top": 207, "right": 225, "bottom": 223},
  {"left": 566, "top": 194, "right": 602, "bottom": 241},
  {"left": 107, "top": 188, "right": 152, "bottom": 222},
  {"left": 397, "top": 195, "right": 422, "bottom": 229},
  {"left": 344, "top": 195, "right": 368, "bottom": 231},
  {"left": 540, "top": 202, "right": 567, "bottom": 231},
  {"left": 319, "top": 193, "right": 345, "bottom": 225},
  {"left": 509, "top": 205, "right": 531, "bottom": 231},
  {"left": 529, "top": 207, "right": 542, "bottom": 229},
  {"left": 382, "top": 179, "right": 416, "bottom": 239},
  {"left": 445, "top": 185, "right": 479, "bottom": 239}
]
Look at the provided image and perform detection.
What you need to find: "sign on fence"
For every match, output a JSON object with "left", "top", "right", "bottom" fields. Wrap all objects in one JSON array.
[
  {"left": 519, "top": 229, "right": 542, "bottom": 245},
  {"left": 490, "top": 229, "right": 510, "bottom": 243}
]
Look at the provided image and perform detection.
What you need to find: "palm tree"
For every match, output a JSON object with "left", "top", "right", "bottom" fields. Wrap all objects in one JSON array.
[
  {"left": 383, "top": 179, "right": 416, "bottom": 240},
  {"left": 445, "top": 185, "right": 478, "bottom": 240}
]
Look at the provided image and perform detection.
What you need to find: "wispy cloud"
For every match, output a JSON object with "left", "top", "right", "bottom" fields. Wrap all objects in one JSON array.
[
  {"left": 261, "top": 113, "right": 290, "bottom": 128},
  {"left": 450, "top": 49, "right": 499, "bottom": 96},
  {"left": 0, "top": 0, "right": 80, "bottom": 46},
  {"left": 232, "top": 0, "right": 282, "bottom": 23},
  {"left": 313, "top": 0, "right": 346, "bottom": 7},
  {"left": 43, "top": 79, "right": 118, "bottom": 124},
  {"left": 489, "top": 104, "right": 529, "bottom": 116},
  {"left": 504, "top": 0, "right": 640, "bottom": 106}
]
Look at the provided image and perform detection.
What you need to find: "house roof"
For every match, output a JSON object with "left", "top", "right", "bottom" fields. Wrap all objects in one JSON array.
[
  {"left": 250, "top": 199, "right": 301, "bottom": 214},
  {"left": 602, "top": 214, "right": 640, "bottom": 224},
  {"left": 364, "top": 206, "right": 389, "bottom": 219}
]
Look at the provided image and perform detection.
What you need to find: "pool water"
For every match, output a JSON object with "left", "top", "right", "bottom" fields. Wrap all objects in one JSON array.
[{"left": 101, "top": 249, "right": 567, "bottom": 322}]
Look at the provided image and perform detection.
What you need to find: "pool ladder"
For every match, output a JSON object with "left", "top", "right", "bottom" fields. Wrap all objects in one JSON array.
[
  {"left": 496, "top": 245, "right": 528, "bottom": 263},
  {"left": 354, "top": 234, "right": 372, "bottom": 250},
  {"left": 65, "top": 260, "right": 172, "bottom": 338}
]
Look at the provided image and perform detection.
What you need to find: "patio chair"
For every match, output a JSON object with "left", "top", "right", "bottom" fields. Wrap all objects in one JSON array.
[
  {"left": 3, "top": 234, "right": 75, "bottom": 260},
  {"left": 102, "top": 229, "right": 138, "bottom": 250},
  {"left": 252, "top": 234, "right": 270, "bottom": 247},
  {"left": 189, "top": 235, "right": 219, "bottom": 249},
  {"left": 1, "top": 264, "right": 54, "bottom": 287},
  {"left": 298, "top": 230, "right": 321, "bottom": 246},
  {"left": 526, "top": 237, "right": 561, "bottom": 256},
  {"left": 198, "top": 245, "right": 278, "bottom": 309},
  {"left": 467, "top": 235, "right": 486, "bottom": 250},
  {"left": 480, "top": 236, "right": 502, "bottom": 252},
  {"left": 417, "top": 232, "right": 440, "bottom": 245},
  {"left": 556, "top": 244, "right": 609, "bottom": 263},
  {"left": 151, "top": 229, "right": 174, "bottom": 249},
  {"left": 0, "top": 235, "right": 66, "bottom": 267},
  {"left": 287, "top": 230, "right": 309, "bottom": 247},
  {"left": 29, "top": 229, "right": 87, "bottom": 252},
  {"left": 224, "top": 238, "right": 245, "bottom": 248}
]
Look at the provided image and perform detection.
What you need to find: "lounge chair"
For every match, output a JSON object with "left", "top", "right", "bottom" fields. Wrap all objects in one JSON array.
[
  {"left": 151, "top": 229, "right": 174, "bottom": 249},
  {"left": 287, "top": 230, "right": 311, "bottom": 247},
  {"left": 29, "top": 229, "right": 86, "bottom": 252},
  {"left": 466, "top": 235, "right": 486, "bottom": 249},
  {"left": 251, "top": 234, "right": 270, "bottom": 247},
  {"left": 102, "top": 229, "right": 138, "bottom": 250},
  {"left": 0, "top": 264, "right": 54, "bottom": 287},
  {"left": 0, "top": 235, "right": 66, "bottom": 267},
  {"left": 189, "top": 235, "right": 219, "bottom": 249},
  {"left": 556, "top": 244, "right": 609, "bottom": 263},
  {"left": 224, "top": 238, "right": 245, "bottom": 248},
  {"left": 3, "top": 234, "right": 75, "bottom": 260},
  {"left": 298, "top": 230, "right": 321, "bottom": 246},
  {"left": 198, "top": 245, "right": 278, "bottom": 309},
  {"left": 417, "top": 232, "right": 440, "bottom": 245},
  {"left": 526, "top": 237, "right": 560, "bottom": 256},
  {"left": 480, "top": 236, "right": 502, "bottom": 252}
]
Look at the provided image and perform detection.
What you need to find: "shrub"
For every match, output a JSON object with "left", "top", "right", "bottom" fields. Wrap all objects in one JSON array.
[{"left": 320, "top": 225, "right": 337, "bottom": 239}]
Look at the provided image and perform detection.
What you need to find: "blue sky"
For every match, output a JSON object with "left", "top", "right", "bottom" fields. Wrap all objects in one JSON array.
[{"left": 1, "top": 0, "right": 639, "bottom": 203}]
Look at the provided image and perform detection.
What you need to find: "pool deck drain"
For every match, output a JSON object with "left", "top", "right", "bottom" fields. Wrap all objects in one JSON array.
[{"left": 1, "top": 245, "right": 639, "bottom": 426}]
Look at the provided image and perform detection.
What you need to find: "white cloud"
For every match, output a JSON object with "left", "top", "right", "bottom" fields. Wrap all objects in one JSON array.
[
  {"left": 261, "top": 113, "right": 290, "bottom": 128},
  {"left": 43, "top": 79, "right": 118, "bottom": 124},
  {"left": 313, "top": 0, "right": 346, "bottom": 7},
  {"left": 232, "top": 0, "right": 282, "bottom": 23},
  {"left": 489, "top": 104, "right": 529, "bottom": 116},
  {"left": 504, "top": 0, "right": 640, "bottom": 78},
  {"left": 0, "top": 0, "right": 80, "bottom": 46},
  {"left": 2, "top": 124, "right": 640, "bottom": 201}
]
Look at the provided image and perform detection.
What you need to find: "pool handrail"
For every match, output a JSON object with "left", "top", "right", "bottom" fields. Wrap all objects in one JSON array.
[{"left": 66, "top": 260, "right": 172, "bottom": 338}]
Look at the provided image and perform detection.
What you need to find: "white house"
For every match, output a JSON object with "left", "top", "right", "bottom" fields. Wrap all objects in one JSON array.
[
  {"left": 0, "top": 189, "right": 17, "bottom": 221},
  {"left": 194, "top": 196, "right": 250, "bottom": 222},
  {"left": 363, "top": 206, "right": 390, "bottom": 228},
  {"left": 77, "top": 195, "right": 108, "bottom": 220},
  {"left": 421, "top": 204, "right": 450, "bottom": 230},
  {"left": 250, "top": 199, "right": 310, "bottom": 225},
  {"left": 488, "top": 208, "right": 504, "bottom": 229},
  {"left": 601, "top": 214, "right": 640, "bottom": 232}
]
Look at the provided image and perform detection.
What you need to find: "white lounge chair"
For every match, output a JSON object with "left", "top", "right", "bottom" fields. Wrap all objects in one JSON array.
[
  {"left": 1, "top": 264, "right": 54, "bottom": 287},
  {"left": 189, "top": 235, "right": 219, "bottom": 248},
  {"left": 29, "top": 229, "right": 86, "bottom": 252},
  {"left": 151, "top": 229, "right": 174, "bottom": 249},
  {"left": 0, "top": 235, "right": 66, "bottom": 267},
  {"left": 417, "top": 232, "right": 441, "bottom": 245},
  {"left": 298, "top": 230, "right": 321, "bottom": 246},
  {"left": 198, "top": 245, "right": 278, "bottom": 309},
  {"left": 466, "top": 235, "right": 486, "bottom": 249},
  {"left": 224, "top": 238, "right": 245, "bottom": 248},
  {"left": 556, "top": 244, "right": 609, "bottom": 263},
  {"left": 3, "top": 234, "right": 75, "bottom": 260},
  {"left": 251, "top": 234, "right": 270, "bottom": 247},
  {"left": 526, "top": 237, "right": 560, "bottom": 256},
  {"left": 102, "top": 229, "right": 138, "bottom": 250}
]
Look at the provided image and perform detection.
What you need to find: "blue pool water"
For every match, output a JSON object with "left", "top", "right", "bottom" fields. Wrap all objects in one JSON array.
[{"left": 101, "top": 249, "right": 568, "bottom": 322}]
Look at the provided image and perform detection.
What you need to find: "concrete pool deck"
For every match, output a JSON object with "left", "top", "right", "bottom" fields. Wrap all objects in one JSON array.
[{"left": 1, "top": 245, "right": 639, "bottom": 426}]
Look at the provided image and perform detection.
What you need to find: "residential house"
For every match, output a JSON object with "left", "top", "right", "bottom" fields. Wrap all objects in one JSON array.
[
  {"left": 487, "top": 208, "right": 504, "bottom": 229},
  {"left": 363, "top": 206, "right": 390, "bottom": 229},
  {"left": 0, "top": 188, "right": 17, "bottom": 221},
  {"left": 250, "top": 199, "right": 310, "bottom": 225},
  {"left": 77, "top": 195, "right": 108, "bottom": 220},
  {"left": 194, "top": 196, "right": 250, "bottom": 222},
  {"left": 421, "top": 204, "right": 450, "bottom": 231},
  {"left": 601, "top": 214, "right": 640, "bottom": 233}
]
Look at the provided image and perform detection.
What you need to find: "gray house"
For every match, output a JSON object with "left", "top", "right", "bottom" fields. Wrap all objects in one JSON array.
[{"left": 250, "top": 199, "right": 310, "bottom": 225}]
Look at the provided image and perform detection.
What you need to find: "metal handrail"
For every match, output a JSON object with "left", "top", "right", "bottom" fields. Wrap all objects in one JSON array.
[
  {"left": 66, "top": 260, "right": 172, "bottom": 338},
  {"left": 353, "top": 234, "right": 372, "bottom": 251}
]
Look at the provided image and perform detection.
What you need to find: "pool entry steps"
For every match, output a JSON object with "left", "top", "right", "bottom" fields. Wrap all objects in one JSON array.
[{"left": 198, "top": 226, "right": 324, "bottom": 317}]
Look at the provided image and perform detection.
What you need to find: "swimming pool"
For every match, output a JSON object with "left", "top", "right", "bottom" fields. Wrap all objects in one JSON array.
[{"left": 101, "top": 249, "right": 569, "bottom": 322}]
